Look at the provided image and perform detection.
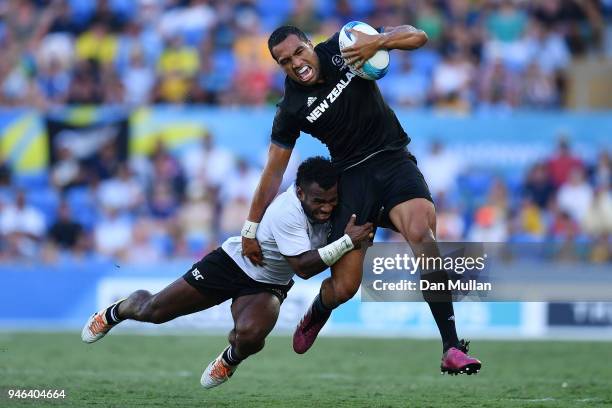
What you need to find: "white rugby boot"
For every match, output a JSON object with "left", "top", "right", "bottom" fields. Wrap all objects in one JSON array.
[
  {"left": 201, "top": 350, "right": 237, "bottom": 389},
  {"left": 81, "top": 298, "right": 125, "bottom": 343}
]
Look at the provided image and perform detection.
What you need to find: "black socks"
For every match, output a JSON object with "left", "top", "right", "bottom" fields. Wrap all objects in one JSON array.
[
  {"left": 428, "top": 301, "right": 460, "bottom": 352},
  {"left": 222, "top": 345, "right": 243, "bottom": 366},
  {"left": 104, "top": 300, "right": 124, "bottom": 325},
  {"left": 312, "top": 292, "right": 332, "bottom": 320}
]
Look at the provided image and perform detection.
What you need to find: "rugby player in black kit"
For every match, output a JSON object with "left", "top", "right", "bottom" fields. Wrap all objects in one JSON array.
[{"left": 241, "top": 25, "right": 481, "bottom": 375}]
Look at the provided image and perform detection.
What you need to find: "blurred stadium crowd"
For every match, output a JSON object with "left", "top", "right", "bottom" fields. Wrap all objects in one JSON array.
[
  {"left": 0, "top": 0, "right": 610, "bottom": 264},
  {"left": 0, "top": 132, "right": 610, "bottom": 264},
  {"left": 0, "top": 0, "right": 609, "bottom": 110}
]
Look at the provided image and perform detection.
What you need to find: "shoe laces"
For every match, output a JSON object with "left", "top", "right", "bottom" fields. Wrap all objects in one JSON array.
[
  {"left": 90, "top": 314, "right": 108, "bottom": 334},
  {"left": 210, "top": 359, "right": 232, "bottom": 380},
  {"left": 458, "top": 339, "right": 470, "bottom": 354}
]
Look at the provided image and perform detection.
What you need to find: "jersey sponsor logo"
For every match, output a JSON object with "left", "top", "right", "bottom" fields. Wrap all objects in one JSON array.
[
  {"left": 307, "top": 96, "right": 317, "bottom": 107},
  {"left": 306, "top": 71, "right": 356, "bottom": 123},
  {"left": 192, "top": 267, "right": 204, "bottom": 281}
]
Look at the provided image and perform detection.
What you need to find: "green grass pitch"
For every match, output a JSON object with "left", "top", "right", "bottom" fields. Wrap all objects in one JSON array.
[{"left": 1, "top": 332, "right": 611, "bottom": 407}]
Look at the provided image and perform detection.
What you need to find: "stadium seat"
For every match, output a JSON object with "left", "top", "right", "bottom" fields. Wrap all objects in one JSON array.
[
  {"left": 65, "top": 187, "right": 99, "bottom": 230},
  {"left": 26, "top": 187, "right": 60, "bottom": 226},
  {"left": 13, "top": 172, "right": 50, "bottom": 190}
]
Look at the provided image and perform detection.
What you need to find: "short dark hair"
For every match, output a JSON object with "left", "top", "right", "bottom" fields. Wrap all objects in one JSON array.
[
  {"left": 268, "top": 26, "right": 309, "bottom": 60},
  {"left": 296, "top": 156, "right": 338, "bottom": 191}
]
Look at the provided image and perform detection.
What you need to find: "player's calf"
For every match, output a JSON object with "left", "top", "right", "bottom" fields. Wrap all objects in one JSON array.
[
  {"left": 118, "top": 290, "right": 171, "bottom": 324},
  {"left": 233, "top": 326, "right": 267, "bottom": 357}
]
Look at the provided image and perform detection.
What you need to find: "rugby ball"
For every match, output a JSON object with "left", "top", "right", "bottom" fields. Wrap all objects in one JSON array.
[{"left": 338, "top": 21, "right": 390, "bottom": 81}]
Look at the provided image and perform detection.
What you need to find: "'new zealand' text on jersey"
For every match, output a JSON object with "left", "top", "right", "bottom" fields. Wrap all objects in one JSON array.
[{"left": 271, "top": 32, "right": 410, "bottom": 170}]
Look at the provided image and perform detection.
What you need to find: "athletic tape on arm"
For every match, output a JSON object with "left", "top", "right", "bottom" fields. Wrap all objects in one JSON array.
[
  {"left": 318, "top": 234, "right": 354, "bottom": 266},
  {"left": 241, "top": 221, "right": 259, "bottom": 239}
]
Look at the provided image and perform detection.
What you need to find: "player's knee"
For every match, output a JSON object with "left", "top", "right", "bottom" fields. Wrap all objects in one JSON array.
[
  {"left": 234, "top": 325, "right": 267, "bottom": 353},
  {"left": 129, "top": 290, "right": 152, "bottom": 307},
  {"left": 228, "top": 329, "right": 237, "bottom": 346}
]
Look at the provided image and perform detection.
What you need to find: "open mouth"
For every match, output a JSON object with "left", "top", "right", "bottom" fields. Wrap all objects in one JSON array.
[
  {"left": 296, "top": 65, "right": 314, "bottom": 82},
  {"left": 316, "top": 213, "right": 331, "bottom": 221}
]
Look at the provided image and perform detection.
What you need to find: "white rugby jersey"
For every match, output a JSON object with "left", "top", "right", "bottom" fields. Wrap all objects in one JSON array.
[{"left": 222, "top": 185, "right": 330, "bottom": 285}]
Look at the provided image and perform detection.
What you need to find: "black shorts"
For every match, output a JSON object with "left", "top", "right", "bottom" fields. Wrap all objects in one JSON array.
[
  {"left": 183, "top": 248, "right": 294, "bottom": 305},
  {"left": 330, "top": 148, "right": 433, "bottom": 241}
]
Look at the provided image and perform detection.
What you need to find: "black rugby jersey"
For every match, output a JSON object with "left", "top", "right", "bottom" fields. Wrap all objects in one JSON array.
[{"left": 271, "top": 32, "right": 410, "bottom": 170}]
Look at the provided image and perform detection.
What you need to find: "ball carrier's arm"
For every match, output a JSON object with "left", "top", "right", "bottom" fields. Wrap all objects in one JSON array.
[
  {"left": 241, "top": 143, "right": 292, "bottom": 266},
  {"left": 285, "top": 215, "right": 373, "bottom": 280},
  {"left": 342, "top": 25, "right": 428, "bottom": 68}
]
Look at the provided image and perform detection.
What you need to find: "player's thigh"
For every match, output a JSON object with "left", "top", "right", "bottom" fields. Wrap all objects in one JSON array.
[
  {"left": 388, "top": 198, "right": 436, "bottom": 239},
  {"left": 379, "top": 150, "right": 435, "bottom": 235},
  {"left": 231, "top": 292, "right": 281, "bottom": 340},
  {"left": 330, "top": 165, "right": 382, "bottom": 241},
  {"left": 148, "top": 277, "right": 222, "bottom": 321}
]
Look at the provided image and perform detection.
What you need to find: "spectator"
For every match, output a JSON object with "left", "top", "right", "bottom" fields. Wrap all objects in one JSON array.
[
  {"left": 93, "top": 207, "right": 132, "bottom": 258},
  {"left": 158, "top": 0, "right": 216, "bottom": 41},
  {"left": 44, "top": 0, "right": 80, "bottom": 36},
  {"left": 121, "top": 49, "right": 155, "bottom": 105},
  {"left": 157, "top": 35, "right": 199, "bottom": 77},
  {"left": 515, "top": 197, "right": 546, "bottom": 240},
  {"left": 590, "top": 151, "right": 611, "bottom": 188},
  {"left": 89, "top": 0, "right": 125, "bottom": 32},
  {"left": 180, "top": 132, "right": 235, "bottom": 189},
  {"left": 149, "top": 182, "right": 180, "bottom": 220},
  {"left": 378, "top": 53, "right": 430, "bottom": 107},
  {"left": 435, "top": 193, "right": 465, "bottom": 241},
  {"left": 75, "top": 22, "right": 118, "bottom": 66},
  {"left": 220, "top": 158, "right": 260, "bottom": 202},
  {"left": 114, "top": 21, "right": 161, "bottom": 74},
  {"left": 66, "top": 59, "right": 103, "bottom": 104},
  {"left": 478, "top": 58, "right": 519, "bottom": 109},
  {"left": 88, "top": 140, "right": 123, "bottom": 181},
  {"left": 525, "top": 21, "right": 570, "bottom": 75},
  {"left": 97, "top": 163, "right": 145, "bottom": 214},
  {"left": 48, "top": 201, "right": 83, "bottom": 250},
  {"left": 549, "top": 206, "right": 580, "bottom": 241},
  {"left": 582, "top": 187, "right": 612, "bottom": 237},
  {"left": 0, "top": 157, "right": 12, "bottom": 188},
  {"left": 419, "top": 141, "right": 464, "bottom": 199},
  {"left": 548, "top": 137, "right": 583, "bottom": 188},
  {"left": 100, "top": 65, "right": 124, "bottom": 103},
  {"left": 0, "top": 190, "right": 46, "bottom": 257},
  {"left": 431, "top": 50, "right": 474, "bottom": 111},
  {"left": 177, "top": 182, "right": 216, "bottom": 252},
  {"left": 219, "top": 195, "right": 250, "bottom": 239},
  {"left": 283, "top": 0, "right": 321, "bottom": 35},
  {"left": 557, "top": 168, "right": 593, "bottom": 223},
  {"left": 149, "top": 140, "right": 185, "bottom": 199},
  {"left": 485, "top": 0, "right": 528, "bottom": 43},
  {"left": 416, "top": 1, "right": 444, "bottom": 46},
  {"left": 468, "top": 180, "right": 509, "bottom": 242},
  {"left": 36, "top": 56, "right": 71, "bottom": 106},
  {"left": 520, "top": 62, "right": 558, "bottom": 108},
  {"left": 523, "top": 162, "right": 555, "bottom": 209},
  {"left": 468, "top": 205, "right": 508, "bottom": 242},
  {"left": 124, "top": 218, "right": 163, "bottom": 264}
]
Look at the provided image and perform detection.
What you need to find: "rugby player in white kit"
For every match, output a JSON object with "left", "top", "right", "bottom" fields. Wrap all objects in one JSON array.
[{"left": 81, "top": 157, "right": 373, "bottom": 389}]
